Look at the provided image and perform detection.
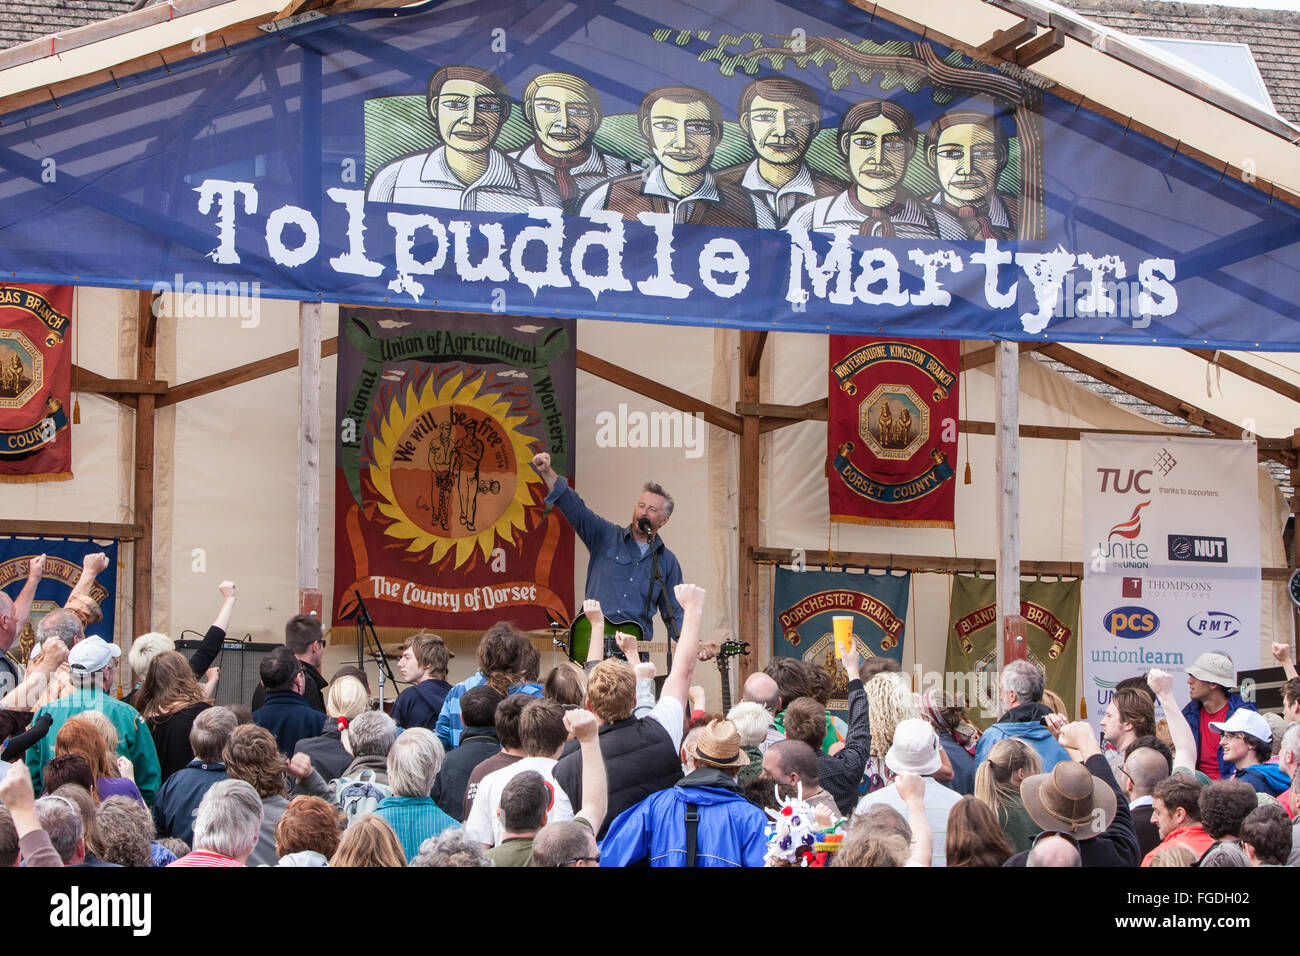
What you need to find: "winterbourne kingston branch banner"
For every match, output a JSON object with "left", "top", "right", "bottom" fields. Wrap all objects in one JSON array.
[
  {"left": 333, "top": 309, "right": 576, "bottom": 631},
  {"left": 0, "top": 2, "right": 1297, "bottom": 350},
  {"left": 1081, "top": 434, "right": 1259, "bottom": 731},
  {"left": 0, "top": 285, "right": 72, "bottom": 482},
  {"left": 945, "top": 574, "right": 1080, "bottom": 729},
  {"left": 773, "top": 567, "right": 908, "bottom": 720},
  {"left": 828, "top": 336, "right": 958, "bottom": 527}
]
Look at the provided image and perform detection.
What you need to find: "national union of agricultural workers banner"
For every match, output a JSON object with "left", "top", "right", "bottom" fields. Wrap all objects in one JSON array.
[
  {"left": 827, "top": 336, "right": 959, "bottom": 527},
  {"left": 2, "top": 2, "right": 1298, "bottom": 350},
  {"left": 945, "top": 574, "right": 1080, "bottom": 729},
  {"left": 333, "top": 309, "right": 576, "bottom": 631},
  {"left": 0, "top": 285, "right": 72, "bottom": 482},
  {"left": 0, "top": 538, "right": 117, "bottom": 670},
  {"left": 1080, "top": 434, "right": 1260, "bottom": 734},
  {"left": 773, "top": 566, "right": 908, "bottom": 719}
]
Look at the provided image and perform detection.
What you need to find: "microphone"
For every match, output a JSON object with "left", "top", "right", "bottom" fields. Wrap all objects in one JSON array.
[{"left": 637, "top": 516, "right": 654, "bottom": 537}]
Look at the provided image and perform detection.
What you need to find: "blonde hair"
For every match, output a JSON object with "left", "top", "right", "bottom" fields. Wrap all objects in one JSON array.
[
  {"left": 586, "top": 659, "right": 636, "bottom": 723},
  {"left": 1147, "top": 845, "right": 1197, "bottom": 867},
  {"left": 128, "top": 632, "right": 174, "bottom": 680},
  {"left": 974, "top": 738, "right": 1042, "bottom": 820},
  {"left": 326, "top": 675, "right": 369, "bottom": 721},
  {"left": 726, "top": 701, "right": 771, "bottom": 749},
  {"left": 864, "top": 672, "right": 916, "bottom": 760},
  {"left": 1041, "top": 689, "right": 1068, "bottom": 719},
  {"left": 332, "top": 814, "right": 406, "bottom": 867},
  {"left": 76, "top": 710, "right": 119, "bottom": 753}
]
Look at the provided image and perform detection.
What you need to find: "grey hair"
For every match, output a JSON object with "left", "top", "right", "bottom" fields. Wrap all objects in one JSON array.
[
  {"left": 1001, "top": 660, "right": 1044, "bottom": 704},
  {"left": 193, "top": 779, "right": 263, "bottom": 860},
  {"left": 1281, "top": 724, "right": 1300, "bottom": 767},
  {"left": 387, "top": 728, "right": 444, "bottom": 797},
  {"left": 643, "top": 481, "right": 674, "bottom": 518},
  {"left": 532, "top": 820, "right": 597, "bottom": 867},
  {"left": 343, "top": 710, "right": 397, "bottom": 758},
  {"left": 411, "top": 828, "right": 495, "bottom": 867},
  {"left": 726, "top": 701, "right": 772, "bottom": 749},
  {"left": 190, "top": 706, "right": 239, "bottom": 763},
  {"left": 37, "top": 609, "right": 84, "bottom": 650},
  {"left": 35, "top": 796, "right": 84, "bottom": 863}
]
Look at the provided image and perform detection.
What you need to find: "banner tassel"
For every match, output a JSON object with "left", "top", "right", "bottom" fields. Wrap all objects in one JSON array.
[{"left": 963, "top": 461, "right": 971, "bottom": 484}]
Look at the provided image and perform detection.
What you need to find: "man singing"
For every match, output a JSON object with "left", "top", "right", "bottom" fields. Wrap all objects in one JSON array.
[{"left": 530, "top": 452, "right": 683, "bottom": 645}]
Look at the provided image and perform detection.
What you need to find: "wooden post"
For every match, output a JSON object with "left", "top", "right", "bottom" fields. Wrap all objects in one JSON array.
[
  {"left": 298, "top": 302, "right": 322, "bottom": 618},
  {"left": 994, "top": 342, "right": 1021, "bottom": 670},
  {"left": 1290, "top": 428, "right": 1300, "bottom": 651},
  {"left": 738, "top": 331, "right": 763, "bottom": 683},
  {"left": 132, "top": 290, "right": 157, "bottom": 640}
]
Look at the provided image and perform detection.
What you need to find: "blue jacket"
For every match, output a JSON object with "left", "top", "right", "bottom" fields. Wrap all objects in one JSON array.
[
  {"left": 152, "top": 760, "right": 227, "bottom": 845},
  {"left": 974, "top": 721, "right": 1071, "bottom": 771},
  {"left": 392, "top": 678, "right": 451, "bottom": 732},
  {"left": 599, "top": 768, "right": 768, "bottom": 867},
  {"left": 546, "top": 476, "right": 684, "bottom": 640},
  {"left": 253, "top": 691, "right": 327, "bottom": 756},
  {"left": 1183, "top": 692, "right": 1257, "bottom": 780},
  {"left": 1235, "top": 762, "right": 1290, "bottom": 797}
]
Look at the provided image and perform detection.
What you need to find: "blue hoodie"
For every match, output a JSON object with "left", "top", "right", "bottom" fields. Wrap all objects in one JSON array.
[
  {"left": 1182, "top": 692, "right": 1257, "bottom": 780},
  {"left": 1234, "top": 762, "right": 1291, "bottom": 797},
  {"left": 974, "top": 702, "right": 1072, "bottom": 771}
]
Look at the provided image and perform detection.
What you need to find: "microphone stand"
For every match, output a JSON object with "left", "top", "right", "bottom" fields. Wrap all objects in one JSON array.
[
  {"left": 644, "top": 522, "right": 679, "bottom": 675},
  {"left": 352, "top": 589, "right": 396, "bottom": 711}
]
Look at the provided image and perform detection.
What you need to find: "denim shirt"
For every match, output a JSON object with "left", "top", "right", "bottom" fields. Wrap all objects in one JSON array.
[{"left": 546, "top": 476, "right": 684, "bottom": 640}]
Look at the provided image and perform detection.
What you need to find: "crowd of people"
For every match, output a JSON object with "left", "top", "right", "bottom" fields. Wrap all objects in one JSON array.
[{"left": 2, "top": 551, "right": 1299, "bottom": 869}]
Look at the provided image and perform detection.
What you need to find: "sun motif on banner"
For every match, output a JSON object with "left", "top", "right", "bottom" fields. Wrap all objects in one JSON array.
[{"left": 368, "top": 370, "right": 540, "bottom": 568}]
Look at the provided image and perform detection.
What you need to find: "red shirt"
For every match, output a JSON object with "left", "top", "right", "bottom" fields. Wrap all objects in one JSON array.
[
  {"left": 1141, "top": 824, "right": 1215, "bottom": 866},
  {"left": 1197, "top": 702, "right": 1228, "bottom": 779},
  {"left": 168, "top": 850, "right": 245, "bottom": 867}
]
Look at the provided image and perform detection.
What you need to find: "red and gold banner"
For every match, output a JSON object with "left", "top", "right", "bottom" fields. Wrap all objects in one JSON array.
[
  {"left": 0, "top": 285, "right": 72, "bottom": 483},
  {"left": 827, "top": 336, "right": 958, "bottom": 528}
]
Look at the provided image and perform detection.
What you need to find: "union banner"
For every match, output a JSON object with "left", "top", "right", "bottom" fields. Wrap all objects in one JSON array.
[
  {"left": 332, "top": 309, "right": 576, "bottom": 631},
  {"left": 772, "top": 567, "right": 909, "bottom": 720},
  {"left": 944, "top": 575, "right": 1080, "bottom": 729},
  {"left": 827, "top": 336, "right": 958, "bottom": 528},
  {"left": 0, "top": 285, "right": 72, "bottom": 482}
]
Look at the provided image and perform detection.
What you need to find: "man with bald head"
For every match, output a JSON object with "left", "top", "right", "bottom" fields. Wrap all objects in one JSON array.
[
  {"left": 1121, "top": 746, "right": 1171, "bottom": 857},
  {"left": 742, "top": 671, "right": 784, "bottom": 753},
  {"left": 1026, "top": 834, "right": 1081, "bottom": 867}
]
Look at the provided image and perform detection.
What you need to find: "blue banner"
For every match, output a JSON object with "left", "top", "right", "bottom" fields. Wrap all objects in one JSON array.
[
  {"left": 0, "top": 538, "right": 118, "bottom": 665},
  {"left": 0, "top": 0, "right": 1296, "bottom": 349},
  {"left": 772, "top": 566, "right": 908, "bottom": 717}
]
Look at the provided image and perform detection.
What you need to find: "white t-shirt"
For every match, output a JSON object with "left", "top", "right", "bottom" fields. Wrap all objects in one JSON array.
[
  {"left": 462, "top": 756, "right": 574, "bottom": 846},
  {"left": 648, "top": 694, "right": 686, "bottom": 752},
  {"left": 854, "top": 777, "right": 963, "bottom": 867}
]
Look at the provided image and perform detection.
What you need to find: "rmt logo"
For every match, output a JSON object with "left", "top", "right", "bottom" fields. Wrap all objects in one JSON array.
[{"left": 1097, "top": 468, "right": 1152, "bottom": 494}]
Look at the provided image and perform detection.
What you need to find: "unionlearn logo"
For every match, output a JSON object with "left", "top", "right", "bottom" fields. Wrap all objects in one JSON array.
[{"left": 49, "top": 887, "right": 151, "bottom": 937}]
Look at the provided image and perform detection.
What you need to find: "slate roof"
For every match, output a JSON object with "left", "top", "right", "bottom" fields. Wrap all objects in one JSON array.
[
  {"left": 0, "top": 1, "right": 140, "bottom": 50},
  {"left": 1065, "top": 0, "right": 1300, "bottom": 125}
]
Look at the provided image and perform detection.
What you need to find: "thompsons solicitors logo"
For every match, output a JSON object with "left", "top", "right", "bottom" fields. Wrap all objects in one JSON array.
[
  {"left": 1089, "top": 645, "right": 1184, "bottom": 666},
  {"left": 50, "top": 887, "right": 151, "bottom": 936}
]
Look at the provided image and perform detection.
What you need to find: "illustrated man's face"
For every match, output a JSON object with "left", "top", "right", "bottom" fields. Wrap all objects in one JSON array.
[
  {"left": 742, "top": 94, "right": 816, "bottom": 166},
  {"left": 632, "top": 491, "right": 670, "bottom": 534},
  {"left": 531, "top": 84, "right": 596, "bottom": 155},
  {"left": 847, "top": 114, "right": 909, "bottom": 197},
  {"left": 434, "top": 78, "right": 506, "bottom": 155},
  {"left": 647, "top": 98, "right": 718, "bottom": 176},
  {"left": 931, "top": 122, "right": 999, "bottom": 204}
]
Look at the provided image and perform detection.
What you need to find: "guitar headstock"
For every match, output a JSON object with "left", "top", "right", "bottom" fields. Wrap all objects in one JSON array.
[{"left": 715, "top": 639, "right": 749, "bottom": 664}]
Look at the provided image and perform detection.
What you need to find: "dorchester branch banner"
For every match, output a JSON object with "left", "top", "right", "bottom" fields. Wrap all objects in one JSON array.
[
  {"left": 0, "top": 538, "right": 117, "bottom": 674},
  {"left": 773, "top": 566, "right": 908, "bottom": 719},
  {"left": 1, "top": 2, "right": 1297, "bottom": 349},
  {"left": 333, "top": 309, "right": 576, "bottom": 631},
  {"left": 945, "top": 574, "right": 1080, "bottom": 729},
  {"left": 1081, "top": 434, "right": 1260, "bottom": 732},
  {"left": 828, "top": 336, "right": 958, "bottom": 527},
  {"left": 0, "top": 285, "right": 72, "bottom": 482}
]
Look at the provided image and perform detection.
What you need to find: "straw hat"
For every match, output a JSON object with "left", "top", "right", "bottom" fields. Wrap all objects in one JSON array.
[{"left": 690, "top": 719, "right": 749, "bottom": 769}]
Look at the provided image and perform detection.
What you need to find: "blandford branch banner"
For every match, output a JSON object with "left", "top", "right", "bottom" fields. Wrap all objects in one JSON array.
[
  {"left": 333, "top": 309, "right": 576, "bottom": 631},
  {"left": 0, "top": 1, "right": 1295, "bottom": 355},
  {"left": 1081, "top": 434, "right": 1260, "bottom": 732}
]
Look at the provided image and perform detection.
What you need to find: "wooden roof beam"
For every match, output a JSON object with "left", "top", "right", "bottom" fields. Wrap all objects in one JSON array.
[
  {"left": 1014, "top": 27, "right": 1064, "bottom": 68},
  {"left": 1184, "top": 348, "right": 1300, "bottom": 406},
  {"left": 977, "top": 16, "right": 1039, "bottom": 60}
]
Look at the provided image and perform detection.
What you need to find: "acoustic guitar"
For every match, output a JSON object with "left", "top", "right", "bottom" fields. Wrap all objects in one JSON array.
[{"left": 568, "top": 611, "right": 645, "bottom": 663}]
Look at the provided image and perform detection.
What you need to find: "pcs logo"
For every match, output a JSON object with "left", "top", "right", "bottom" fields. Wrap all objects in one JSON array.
[
  {"left": 1103, "top": 606, "right": 1160, "bottom": 640},
  {"left": 1186, "top": 611, "right": 1241, "bottom": 639}
]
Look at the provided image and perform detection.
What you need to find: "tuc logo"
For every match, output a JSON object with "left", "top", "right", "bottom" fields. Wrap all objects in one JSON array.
[
  {"left": 1168, "top": 534, "right": 1228, "bottom": 563},
  {"left": 1103, "top": 606, "right": 1160, "bottom": 639},
  {"left": 1187, "top": 611, "right": 1241, "bottom": 639},
  {"left": 1096, "top": 468, "right": 1152, "bottom": 494}
]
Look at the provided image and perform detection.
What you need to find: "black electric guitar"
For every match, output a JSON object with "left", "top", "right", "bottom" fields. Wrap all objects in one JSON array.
[
  {"left": 715, "top": 639, "right": 750, "bottom": 713},
  {"left": 568, "top": 611, "right": 645, "bottom": 663}
]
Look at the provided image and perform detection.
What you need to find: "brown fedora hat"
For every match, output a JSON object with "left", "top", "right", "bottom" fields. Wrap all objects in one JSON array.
[
  {"left": 1020, "top": 761, "right": 1117, "bottom": 840},
  {"left": 691, "top": 719, "right": 749, "bottom": 769}
]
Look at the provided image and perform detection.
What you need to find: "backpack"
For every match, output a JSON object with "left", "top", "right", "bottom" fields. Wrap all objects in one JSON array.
[{"left": 331, "top": 769, "right": 391, "bottom": 827}]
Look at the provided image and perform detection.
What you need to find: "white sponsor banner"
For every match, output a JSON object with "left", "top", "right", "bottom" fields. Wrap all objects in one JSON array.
[{"left": 1081, "top": 434, "right": 1260, "bottom": 732}]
